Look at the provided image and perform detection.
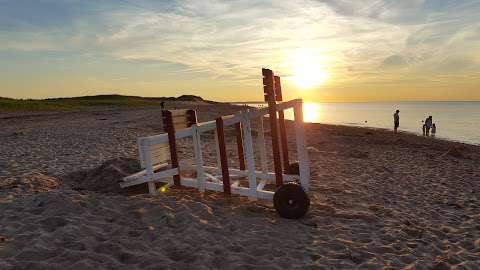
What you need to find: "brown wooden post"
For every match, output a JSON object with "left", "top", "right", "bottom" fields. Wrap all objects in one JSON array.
[
  {"left": 262, "top": 68, "right": 283, "bottom": 187},
  {"left": 275, "top": 76, "right": 290, "bottom": 174},
  {"left": 216, "top": 117, "right": 231, "bottom": 196},
  {"left": 235, "top": 122, "right": 246, "bottom": 170},
  {"left": 162, "top": 110, "right": 181, "bottom": 187}
]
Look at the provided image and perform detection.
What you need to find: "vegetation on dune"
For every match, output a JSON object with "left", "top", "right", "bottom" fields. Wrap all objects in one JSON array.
[{"left": 0, "top": 94, "right": 213, "bottom": 112}]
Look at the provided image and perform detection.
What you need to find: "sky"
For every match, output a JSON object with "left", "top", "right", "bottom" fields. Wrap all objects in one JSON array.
[{"left": 1, "top": 0, "right": 479, "bottom": 102}]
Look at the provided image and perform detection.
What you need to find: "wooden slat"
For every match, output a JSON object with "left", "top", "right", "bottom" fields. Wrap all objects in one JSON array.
[
  {"left": 214, "top": 129, "right": 222, "bottom": 176},
  {"left": 216, "top": 117, "right": 231, "bottom": 196},
  {"left": 170, "top": 109, "right": 189, "bottom": 116},
  {"left": 262, "top": 69, "right": 283, "bottom": 186},
  {"left": 275, "top": 76, "right": 290, "bottom": 174},
  {"left": 172, "top": 116, "right": 187, "bottom": 125},
  {"left": 278, "top": 110, "right": 290, "bottom": 173},
  {"left": 274, "top": 76, "right": 283, "bottom": 101},
  {"left": 147, "top": 142, "right": 169, "bottom": 165},
  {"left": 262, "top": 68, "right": 275, "bottom": 102},
  {"left": 173, "top": 122, "right": 188, "bottom": 131},
  {"left": 235, "top": 122, "right": 246, "bottom": 170},
  {"left": 163, "top": 110, "right": 181, "bottom": 186}
]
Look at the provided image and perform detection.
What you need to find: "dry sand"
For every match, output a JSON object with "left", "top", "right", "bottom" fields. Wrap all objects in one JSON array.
[{"left": 1, "top": 104, "right": 479, "bottom": 269}]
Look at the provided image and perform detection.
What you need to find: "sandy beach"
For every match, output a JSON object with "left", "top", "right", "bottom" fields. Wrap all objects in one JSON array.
[{"left": 1, "top": 103, "right": 479, "bottom": 269}]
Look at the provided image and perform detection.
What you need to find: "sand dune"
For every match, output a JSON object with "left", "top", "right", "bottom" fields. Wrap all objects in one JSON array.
[{"left": 1, "top": 104, "right": 480, "bottom": 269}]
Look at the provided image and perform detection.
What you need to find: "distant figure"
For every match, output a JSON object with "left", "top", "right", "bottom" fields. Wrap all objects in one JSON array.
[
  {"left": 422, "top": 123, "right": 426, "bottom": 136},
  {"left": 160, "top": 101, "right": 165, "bottom": 109},
  {"left": 425, "top": 116, "right": 433, "bottom": 136},
  {"left": 431, "top": 123, "right": 437, "bottom": 137},
  {"left": 393, "top": 110, "right": 400, "bottom": 133}
]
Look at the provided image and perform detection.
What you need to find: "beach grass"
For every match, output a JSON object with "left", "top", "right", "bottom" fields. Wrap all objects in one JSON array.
[{"left": 0, "top": 95, "right": 167, "bottom": 112}]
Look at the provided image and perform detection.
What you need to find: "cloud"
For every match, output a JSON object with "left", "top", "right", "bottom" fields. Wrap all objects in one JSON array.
[
  {"left": 0, "top": 0, "right": 479, "bottom": 88},
  {"left": 382, "top": 55, "right": 408, "bottom": 67}
]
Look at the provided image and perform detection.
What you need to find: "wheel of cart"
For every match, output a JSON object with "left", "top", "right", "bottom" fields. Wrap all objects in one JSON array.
[{"left": 274, "top": 182, "right": 310, "bottom": 219}]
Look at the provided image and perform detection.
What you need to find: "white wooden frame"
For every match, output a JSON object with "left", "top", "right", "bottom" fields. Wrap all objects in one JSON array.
[{"left": 120, "top": 99, "right": 310, "bottom": 200}]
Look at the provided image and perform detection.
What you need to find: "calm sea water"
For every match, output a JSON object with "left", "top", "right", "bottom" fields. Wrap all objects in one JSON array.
[{"left": 241, "top": 102, "right": 480, "bottom": 145}]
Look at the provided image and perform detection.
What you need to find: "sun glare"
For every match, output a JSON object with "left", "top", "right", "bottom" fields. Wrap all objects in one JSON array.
[
  {"left": 290, "top": 49, "right": 328, "bottom": 89},
  {"left": 302, "top": 102, "right": 322, "bottom": 123}
]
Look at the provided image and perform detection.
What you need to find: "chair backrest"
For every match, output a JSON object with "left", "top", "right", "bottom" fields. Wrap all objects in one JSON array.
[
  {"left": 139, "top": 142, "right": 170, "bottom": 169},
  {"left": 162, "top": 109, "right": 197, "bottom": 132}
]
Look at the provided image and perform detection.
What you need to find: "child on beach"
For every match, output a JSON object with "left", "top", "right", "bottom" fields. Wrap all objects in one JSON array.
[
  {"left": 425, "top": 116, "right": 433, "bottom": 136},
  {"left": 431, "top": 123, "right": 436, "bottom": 137}
]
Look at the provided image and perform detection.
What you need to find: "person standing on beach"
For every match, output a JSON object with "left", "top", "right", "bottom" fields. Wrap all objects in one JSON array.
[
  {"left": 425, "top": 116, "right": 433, "bottom": 136},
  {"left": 431, "top": 123, "right": 437, "bottom": 137},
  {"left": 393, "top": 110, "right": 400, "bottom": 133}
]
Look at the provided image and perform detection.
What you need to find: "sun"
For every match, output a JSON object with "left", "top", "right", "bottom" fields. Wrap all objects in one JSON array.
[{"left": 290, "top": 49, "right": 329, "bottom": 89}]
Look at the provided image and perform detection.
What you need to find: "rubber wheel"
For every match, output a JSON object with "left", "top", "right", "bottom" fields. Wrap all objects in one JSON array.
[{"left": 274, "top": 182, "right": 310, "bottom": 219}]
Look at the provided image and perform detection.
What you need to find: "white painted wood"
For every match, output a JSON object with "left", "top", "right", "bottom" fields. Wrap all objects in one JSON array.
[
  {"left": 135, "top": 175, "right": 274, "bottom": 201},
  {"left": 123, "top": 163, "right": 169, "bottom": 182},
  {"left": 256, "top": 179, "right": 268, "bottom": 191},
  {"left": 177, "top": 178, "right": 274, "bottom": 201},
  {"left": 122, "top": 98, "right": 309, "bottom": 201},
  {"left": 223, "top": 113, "right": 242, "bottom": 126},
  {"left": 257, "top": 116, "right": 268, "bottom": 174},
  {"left": 197, "top": 120, "right": 216, "bottom": 133},
  {"left": 205, "top": 172, "right": 221, "bottom": 183},
  {"left": 142, "top": 100, "right": 301, "bottom": 147},
  {"left": 192, "top": 124, "right": 206, "bottom": 192},
  {"left": 120, "top": 168, "right": 179, "bottom": 188},
  {"left": 200, "top": 166, "right": 298, "bottom": 181},
  {"left": 294, "top": 100, "right": 310, "bottom": 192},
  {"left": 241, "top": 111, "right": 258, "bottom": 200},
  {"left": 141, "top": 142, "right": 157, "bottom": 195}
]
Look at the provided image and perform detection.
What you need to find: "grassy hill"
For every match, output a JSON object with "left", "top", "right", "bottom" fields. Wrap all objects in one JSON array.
[{"left": 0, "top": 94, "right": 215, "bottom": 112}]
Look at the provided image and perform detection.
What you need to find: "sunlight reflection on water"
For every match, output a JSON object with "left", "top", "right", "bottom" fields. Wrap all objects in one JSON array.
[{"left": 235, "top": 101, "right": 480, "bottom": 145}]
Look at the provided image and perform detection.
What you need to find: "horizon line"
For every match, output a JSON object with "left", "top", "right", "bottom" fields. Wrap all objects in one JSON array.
[{"left": 2, "top": 94, "right": 480, "bottom": 104}]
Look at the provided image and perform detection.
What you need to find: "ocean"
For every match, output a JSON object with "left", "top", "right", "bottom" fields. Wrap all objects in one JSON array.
[{"left": 241, "top": 102, "right": 480, "bottom": 146}]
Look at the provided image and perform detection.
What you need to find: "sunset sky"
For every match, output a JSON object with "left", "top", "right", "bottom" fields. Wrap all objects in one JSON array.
[{"left": 1, "top": 0, "right": 479, "bottom": 102}]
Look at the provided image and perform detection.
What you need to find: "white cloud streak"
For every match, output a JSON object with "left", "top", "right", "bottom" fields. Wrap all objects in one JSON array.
[{"left": 1, "top": 0, "right": 479, "bottom": 86}]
